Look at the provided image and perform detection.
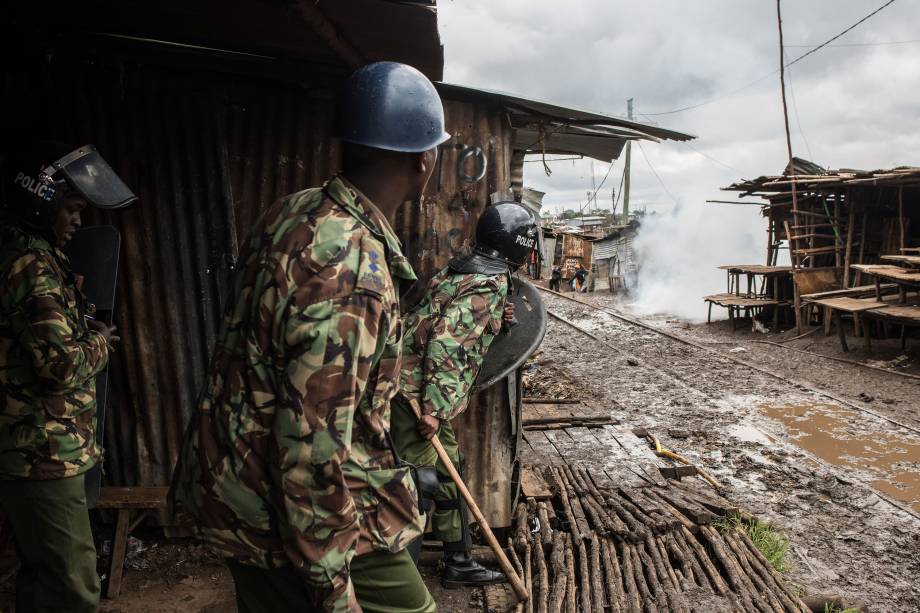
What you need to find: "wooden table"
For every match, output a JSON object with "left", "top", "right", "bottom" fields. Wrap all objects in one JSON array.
[
  {"left": 850, "top": 264, "right": 920, "bottom": 303},
  {"left": 714, "top": 265, "right": 793, "bottom": 330},
  {"left": 97, "top": 486, "right": 169, "bottom": 599},
  {"left": 807, "top": 297, "right": 887, "bottom": 351},
  {"left": 880, "top": 254, "right": 920, "bottom": 268}
]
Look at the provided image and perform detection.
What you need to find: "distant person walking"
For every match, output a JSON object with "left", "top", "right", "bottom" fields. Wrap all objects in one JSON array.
[
  {"left": 549, "top": 266, "right": 562, "bottom": 291},
  {"left": 574, "top": 264, "right": 588, "bottom": 292}
]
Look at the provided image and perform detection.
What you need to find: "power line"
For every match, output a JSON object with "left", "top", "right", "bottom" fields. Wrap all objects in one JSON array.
[
  {"left": 643, "top": 0, "right": 900, "bottom": 116},
  {"left": 636, "top": 142, "right": 679, "bottom": 205},
  {"left": 785, "top": 0, "right": 898, "bottom": 68},
  {"left": 785, "top": 37, "right": 920, "bottom": 47},
  {"left": 582, "top": 159, "right": 616, "bottom": 209}
]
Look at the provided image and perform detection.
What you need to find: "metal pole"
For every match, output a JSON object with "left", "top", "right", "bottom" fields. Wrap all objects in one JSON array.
[{"left": 623, "top": 98, "right": 633, "bottom": 225}]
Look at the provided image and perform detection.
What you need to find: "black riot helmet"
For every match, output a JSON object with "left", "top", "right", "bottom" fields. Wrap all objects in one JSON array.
[
  {"left": 449, "top": 202, "right": 539, "bottom": 275},
  {"left": 333, "top": 61, "right": 451, "bottom": 153},
  {"left": 2, "top": 140, "right": 136, "bottom": 225}
]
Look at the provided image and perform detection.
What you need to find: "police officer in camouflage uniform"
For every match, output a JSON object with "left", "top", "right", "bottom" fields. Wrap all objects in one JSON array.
[
  {"left": 171, "top": 62, "right": 450, "bottom": 613},
  {"left": 0, "top": 140, "right": 134, "bottom": 612},
  {"left": 392, "top": 202, "right": 538, "bottom": 588}
]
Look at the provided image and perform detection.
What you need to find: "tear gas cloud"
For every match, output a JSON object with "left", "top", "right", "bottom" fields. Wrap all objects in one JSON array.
[{"left": 628, "top": 202, "right": 769, "bottom": 323}]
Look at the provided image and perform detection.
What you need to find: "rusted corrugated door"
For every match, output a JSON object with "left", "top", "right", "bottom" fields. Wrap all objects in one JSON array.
[
  {"left": 4, "top": 54, "right": 520, "bottom": 526},
  {"left": 396, "top": 98, "right": 518, "bottom": 527},
  {"left": 0, "top": 58, "right": 240, "bottom": 486}
]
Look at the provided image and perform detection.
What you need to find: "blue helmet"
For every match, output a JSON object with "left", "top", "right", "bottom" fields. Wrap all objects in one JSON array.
[{"left": 334, "top": 61, "right": 451, "bottom": 153}]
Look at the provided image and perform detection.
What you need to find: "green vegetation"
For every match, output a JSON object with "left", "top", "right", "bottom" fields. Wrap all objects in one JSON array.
[
  {"left": 823, "top": 605, "right": 860, "bottom": 613},
  {"left": 716, "top": 513, "right": 791, "bottom": 574}
]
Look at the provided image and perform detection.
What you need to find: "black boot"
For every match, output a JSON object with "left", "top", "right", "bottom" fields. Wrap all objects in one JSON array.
[{"left": 441, "top": 548, "right": 507, "bottom": 588}]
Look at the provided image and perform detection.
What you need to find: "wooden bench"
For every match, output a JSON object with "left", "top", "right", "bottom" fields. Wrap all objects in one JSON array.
[
  {"left": 704, "top": 293, "right": 783, "bottom": 329},
  {"left": 97, "top": 486, "right": 169, "bottom": 599}
]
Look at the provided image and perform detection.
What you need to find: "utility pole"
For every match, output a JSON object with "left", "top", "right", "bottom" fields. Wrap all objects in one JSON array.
[
  {"left": 590, "top": 159, "right": 597, "bottom": 213},
  {"left": 622, "top": 98, "right": 633, "bottom": 225}
]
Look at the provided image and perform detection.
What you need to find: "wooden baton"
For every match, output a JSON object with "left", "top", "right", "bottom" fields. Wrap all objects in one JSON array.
[{"left": 405, "top": 397, "right": 529, "bottom": 602}]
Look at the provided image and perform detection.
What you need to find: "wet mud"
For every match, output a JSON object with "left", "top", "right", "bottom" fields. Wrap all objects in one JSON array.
[{"left": 538, "top": 290, "right": 920, "bottom": 611}]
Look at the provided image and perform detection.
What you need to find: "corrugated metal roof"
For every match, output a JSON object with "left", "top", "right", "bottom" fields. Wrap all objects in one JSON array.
[
  {"left": 8, "top": 0, "right": 444, "bottom": 80},
  {"left": 436, "top": 82, "right": 696, "bottom": 164}
]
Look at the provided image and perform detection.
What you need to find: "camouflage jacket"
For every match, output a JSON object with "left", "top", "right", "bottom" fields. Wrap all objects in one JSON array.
[
  {"left": 171, "top": 176, "right": 423, "bottom": 613},
  {"left": 0, "top": 224, "right": 109, "bottom": 480},
  {"left": 399, "top": 268, "right": 508, "bottom": 421}
]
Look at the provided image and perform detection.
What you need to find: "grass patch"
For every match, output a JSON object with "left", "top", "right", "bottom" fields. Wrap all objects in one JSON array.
[
  {"left": 716, "top": 513, "right": 791, "bottom": 574},
  {"left": 823, "top": 606, "right": 860, "bottom": 613}
]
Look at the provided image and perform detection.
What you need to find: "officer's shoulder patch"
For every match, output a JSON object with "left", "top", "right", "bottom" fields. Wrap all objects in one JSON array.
[{"left": 354, "top": 234, "right": 391, "bottom": 299}]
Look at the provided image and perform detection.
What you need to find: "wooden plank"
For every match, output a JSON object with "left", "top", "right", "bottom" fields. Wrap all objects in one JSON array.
[
  {"left": 801, "top": 283, "right": 896, "bottom": 301},
  {"left": 807, "top": 296, "right": 889, "bottom": 313},
  {"left": 97, "top": 486, "right": 169, "bottom": 509},
  {"left": 520, "top": 466, "right": 554, "bottom": 499},
  {"left": 106, "top": 510, "right": 131, "bottom": 599},
  {"left": 522, "top": 430, "right": 565, "bottom": 465},
  {"left": 587, "top": 427, "right": 649, "bottom": 489}
]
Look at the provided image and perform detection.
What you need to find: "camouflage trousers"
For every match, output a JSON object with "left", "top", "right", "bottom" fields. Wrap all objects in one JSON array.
[
  {"left": 390, "top": 397, "right": 464, "bottom": 545},
  {"left": 0, "top": 474, "right": 100, "bottom": 613},
  {"left": 228, "top": 549, "right": 435, "bottom": 613}
]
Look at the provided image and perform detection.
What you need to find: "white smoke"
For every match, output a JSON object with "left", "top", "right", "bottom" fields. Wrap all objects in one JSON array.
[{"left": 628, "top": 202, "right": 768, "bottom": 323}]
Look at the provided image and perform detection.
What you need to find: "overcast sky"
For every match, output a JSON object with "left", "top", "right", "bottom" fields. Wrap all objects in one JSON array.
[{"left": 437, "top": 0, "right": 920, "bottom": 319}]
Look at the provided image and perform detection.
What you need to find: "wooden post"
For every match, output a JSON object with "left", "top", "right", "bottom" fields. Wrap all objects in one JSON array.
[
  {"left": 785, "top": 219, "right": 803, "bottom": 333},
  {"left": 843, "top": 193, "right": 855, "bottom": 288},
  {"left": 107, "top": 510, "right": 131, "bottom": 599},
  {"left": 899, "top": 185, "right": 905, "bottom": 251},
  {"left": 834, "top": 195, "right": 841, "bottom": 269},
  {"left": 856, "top": 208, "right": 868, "bottom": 286},
  {"left": 767, "top": 208, "right": 774, "bottom": 265}
]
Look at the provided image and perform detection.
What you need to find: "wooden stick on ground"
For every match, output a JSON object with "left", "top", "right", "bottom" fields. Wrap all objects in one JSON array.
[
  {"left": 564, "top": 529, "right": 578, "bottom": 613},
  {"left": 535, "top": 535, "right": 549, "bottom": 613},
  {"left": 589, "top": 535, "right": 606, "bottom": 613},
  {"left": 548, "top": 532, "right": 568, "bottom": 613},
  {"left": 508, "top": 539, "right": 530, "bottom": 613},
  {"left": 619, "top": 542, "right": 643, "bottom": 613},
  {"left": 599, "top": 538, "right": 625, "bottom": 613},
  {"left": 576, "top": 538, "right": 593, "bottom": 613}
]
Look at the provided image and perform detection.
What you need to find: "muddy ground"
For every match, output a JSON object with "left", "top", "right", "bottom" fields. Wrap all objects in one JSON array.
[
  {"left": 3, "top": 288, "right": 919, "bottom": 612},
  {"left": 537, "top": 289, "right": 920, "bottom": 611}
]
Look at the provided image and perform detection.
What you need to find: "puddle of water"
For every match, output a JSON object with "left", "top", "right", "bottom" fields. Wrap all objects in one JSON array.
[
  {"left": 728, "top": 423, "right": 775, "bottom": 445},
  {"left": 760, "top": 402, "right": 920, "bottom": 513}
]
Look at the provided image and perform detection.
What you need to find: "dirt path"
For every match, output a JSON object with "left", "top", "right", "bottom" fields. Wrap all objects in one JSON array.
[{"left": 538, "top": 290, "right": 920, "bottom": 612}]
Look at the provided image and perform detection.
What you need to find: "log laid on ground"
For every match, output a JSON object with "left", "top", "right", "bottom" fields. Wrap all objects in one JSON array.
[
  {"left": 602, "top": 493, "right": 651, "bottom": 541},
  {"left": 548, "top": 467, "right": 582, "bottom": 542},
  {"left": 524, "top": 541, "right": 534, "bottom": 613},
  {"left": 576, "top": 537, "right": 593, "bottom": 613},
  {"left": 619, "top": 541, "right": 643, "bottom": 613},
  {"left": 589, "top": 535, "right": 606, "bottom": 613},
  {"left": 646, "top": 490, "right": 697, "bottom": 534},
  {"left": 538, "top": 502, "right": 554, "bottom": 548},
  {"left": 700, "top": 526, "right": 760, "bottom": 613},
  {"left": 514, "top": 502, "right": 530, "bottom": 552},
  {"left": 737, "top": 529, "right": 812, "bottom": 613},
  {"left": 724, "top": 530, "right": 786, "bottom": 613},
  {"left": 564, "top": 530, "right": 578, "bottom": 613},
  {"left": 548, "top": 532, "right": 568, "bottom": 613},
  {"left": 677, "top": 526, "right": 729, "bottom": 595},
  {"left": 626, "top": 542, "right": 658, "bottom": 613},
  {"left": 534, "top": 533, "right": 549, "bottom": 613},
  {"left": 600, "top": 537, "right": 625, "bottom": 613}
]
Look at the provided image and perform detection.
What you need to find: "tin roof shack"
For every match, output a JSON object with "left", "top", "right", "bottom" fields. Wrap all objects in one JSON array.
[
  {"left": 715, "top": 160, "right": 920, "bottom": 338},
  {"left": 1, "top": 0, "right": 528, "bottom": 526},
  {"left": 542, "top": 230, "right": 594, "bottom": 279},
  {"left": 592, "top": 221, "right": 640, "bottom": 292},
  {"left": 2, "top": 1, "right": 692, "bottom": 532}
]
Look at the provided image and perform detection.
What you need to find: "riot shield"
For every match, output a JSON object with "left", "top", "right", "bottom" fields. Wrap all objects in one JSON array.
[
  {"left": 64, "top": 225, "right": 121, "bottom": 508},
  {"left": 473, "top": 278, "right": 546, "bottom": 391}
]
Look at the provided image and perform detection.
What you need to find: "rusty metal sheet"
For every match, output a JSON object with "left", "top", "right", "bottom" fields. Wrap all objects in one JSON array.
[{"left": 2, "top": 44, "right": 518, "bottom": 526}]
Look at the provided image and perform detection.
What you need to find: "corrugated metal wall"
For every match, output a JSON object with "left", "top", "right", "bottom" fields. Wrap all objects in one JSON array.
[{"left": 3, "top": 51, "right": 519, "bottom": 524}]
